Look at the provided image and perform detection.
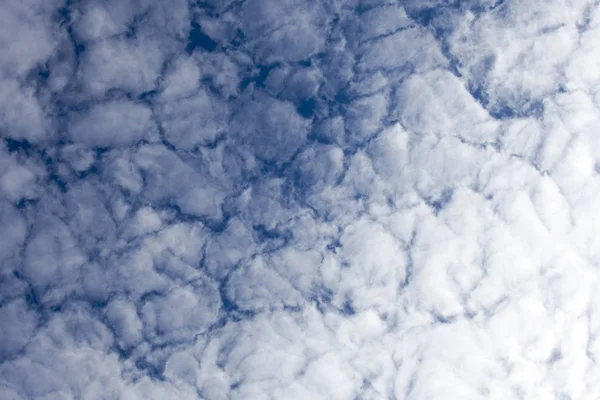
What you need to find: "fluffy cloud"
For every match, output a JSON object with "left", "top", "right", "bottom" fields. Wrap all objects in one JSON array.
[{"left": 2, "top": 0, "right": 600, "bottom": 399}]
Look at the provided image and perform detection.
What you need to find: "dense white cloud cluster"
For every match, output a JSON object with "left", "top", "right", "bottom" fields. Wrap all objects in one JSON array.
[{"left": 2, "top": 0, "right": 600, "bottom": 399}]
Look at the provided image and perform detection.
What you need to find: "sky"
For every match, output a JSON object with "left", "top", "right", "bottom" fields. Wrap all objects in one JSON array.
[{"left": 1, "top": 0, "right": 600, "bottom": 399}]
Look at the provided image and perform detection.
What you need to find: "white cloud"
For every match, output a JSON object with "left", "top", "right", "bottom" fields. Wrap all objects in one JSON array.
[
  {"left": 0, "top": 200, "right": 27, "bottom": 268},
  {"left": 358, "top": 5, "right": 413, "bottom": 42},
  {"left": 231, "top": 93, "right": 310, "bottom": 164},
  {"left": 158, "top": 89, "right": 228, "bottom": 149},
  {"left": 0, "top": 0, "right": 60, "bottom": 77},
  {"left": 160, "top": 57, "right": 201, "bottom": 100},
  {"left": 106, "top": 298, "right": 143, "bottom": 350},
  {"left": 4, "top": 0, "right": 600, "bottom": 399},
  {"left": 0, "top": 151, "right": 40, "bottom": 203},
  {"left": 446, "top": 0, "right": 585, "bottom": 116},
  {"left": 357, "top": 27, "right": 447, "bottom": 73},
  {"left": 74, "top": 3, "right": 129, "bottom": 42},
  {"left": 0, "top": 299, "right": 38, "bottom": 360},
  {"left": 394, "top": 69, "right": 500, "bottom": 142},
  {"left": 226, "top": 256, "right": 303, "bottom": 312},
  {"left": 141, "top": 282, "right": 220, "bottom": 345},
  {"left": 69, "top": 100, "right": 157, "bottom": 147},
  {"left": 0, "top": 80, "right": 49, "bottom": 142},
  {"left": 79, "top": 37, "right": 165, "bottom": 96}
]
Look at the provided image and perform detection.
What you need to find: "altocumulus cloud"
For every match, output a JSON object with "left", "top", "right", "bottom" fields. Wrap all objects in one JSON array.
[{"left": 1, "top": 0, "right": 600, "bottom": 398}]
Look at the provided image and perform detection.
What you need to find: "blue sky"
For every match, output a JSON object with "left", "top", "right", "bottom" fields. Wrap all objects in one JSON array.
[{"left": 1, "top": 0, "right": 599, "bottom": 398}]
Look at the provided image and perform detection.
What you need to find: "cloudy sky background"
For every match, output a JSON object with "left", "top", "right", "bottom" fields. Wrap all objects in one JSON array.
[{"left": 2, "top": 0, "right": 600, "bottom": 398}]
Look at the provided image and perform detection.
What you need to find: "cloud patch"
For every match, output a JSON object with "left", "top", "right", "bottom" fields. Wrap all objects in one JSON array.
[{"left": 2, "top": 0, "right": 600, "bottom": 399}]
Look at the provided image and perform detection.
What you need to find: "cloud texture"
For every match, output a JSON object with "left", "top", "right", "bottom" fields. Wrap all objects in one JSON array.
[{"left": 2, "top": 0, "right": 600, "bottom": 398}]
